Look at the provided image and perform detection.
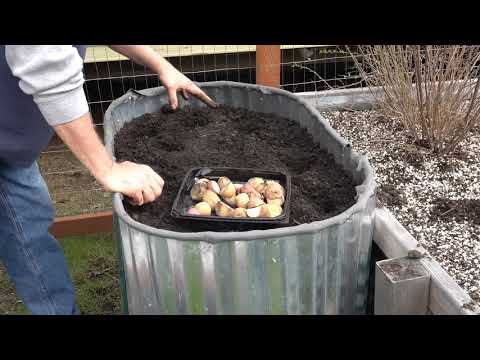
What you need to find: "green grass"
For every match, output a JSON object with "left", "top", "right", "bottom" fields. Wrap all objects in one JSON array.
[{"left": 0, "top": 233, "right": 121, "bottom": 315}]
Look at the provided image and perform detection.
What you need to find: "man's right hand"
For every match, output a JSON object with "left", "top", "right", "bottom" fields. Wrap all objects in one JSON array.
[
  {"left": 98, "top": 161, "right": 165, "bottom": 206},
  {"left": 54, "top": 112, "right": 164, "bottom": 207}
]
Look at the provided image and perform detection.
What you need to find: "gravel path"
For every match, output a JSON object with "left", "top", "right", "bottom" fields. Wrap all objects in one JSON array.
[{"left": 322, "top": 110, "right": 480, "bottom": 304}]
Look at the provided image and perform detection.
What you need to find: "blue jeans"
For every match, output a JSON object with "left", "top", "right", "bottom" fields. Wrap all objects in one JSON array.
[{"left": 0, "top": 161, "right": 78, "bottom": 315}]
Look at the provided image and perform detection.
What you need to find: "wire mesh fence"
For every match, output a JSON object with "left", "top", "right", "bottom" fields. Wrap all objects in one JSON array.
[
  {"left": 280, "top": 45, "right": 364, "bottom": 93},
  {"left": 39, "top": 45, "right": 364, "bottom": 217}
]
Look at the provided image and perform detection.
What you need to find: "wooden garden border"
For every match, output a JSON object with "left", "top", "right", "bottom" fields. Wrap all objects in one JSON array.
[{"left": 50, "top": 211, "right": 113, "bottom": 238}]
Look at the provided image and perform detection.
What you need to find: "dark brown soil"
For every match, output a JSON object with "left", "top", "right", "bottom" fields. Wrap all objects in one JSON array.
[
  {"left": 379, "top": 261, "right": 426, "bottom": 282},
  {"left": 114, "top": 105, "right": 357, "bottom": 232}
]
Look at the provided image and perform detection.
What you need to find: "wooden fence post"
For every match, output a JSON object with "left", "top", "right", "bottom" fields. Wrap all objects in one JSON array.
[{"left": 256, "top": 45, "right": 281, "bottom": 88}]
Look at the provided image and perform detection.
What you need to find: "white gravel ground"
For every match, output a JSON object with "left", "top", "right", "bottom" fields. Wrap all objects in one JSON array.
[{"left": 322, "top": 110, "right": 480, "bottom": 304}]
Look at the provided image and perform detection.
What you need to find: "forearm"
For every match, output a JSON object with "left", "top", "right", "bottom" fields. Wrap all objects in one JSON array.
[
  {"left": 54, "top": 111, "right": 164, "bottom": 204},
  {"left": 6, "top": 45, "right": 163, "bottom": 204},
  {"left": 108, "top": 45, "right": 175, "bottom": 76},
  {"left": 109, "top": 45, "right": 217, "bottom": 109},
  {"left": 54, "top": 112, "right": 113, "bottom": 185}
]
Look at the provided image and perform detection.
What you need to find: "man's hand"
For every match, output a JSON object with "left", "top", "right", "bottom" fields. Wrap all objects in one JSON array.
[
  {"left": 157, "top": 60, "right": 218, "bottom": 110},
  {"left": 98, "top": 161, "right": 164, "bottom": 206},
  {"left": 54, "top": 112, "right": 164, "bottom": 206},
  {"left": 108, "top": 46, "right": 219, "bottom": 110}
]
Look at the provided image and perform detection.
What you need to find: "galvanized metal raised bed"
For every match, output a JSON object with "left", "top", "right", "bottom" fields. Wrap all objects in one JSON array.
[
  {"left": 297, "top": 86, "right": 480, "bottom": 315},
  {"left": 104, "top": 81, "right": 377, "bottom": 315}
]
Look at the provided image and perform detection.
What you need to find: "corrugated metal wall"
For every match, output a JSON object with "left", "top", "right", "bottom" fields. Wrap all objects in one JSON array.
[{"left": 105, "top": 82, "right": 376, "bottom": 315}]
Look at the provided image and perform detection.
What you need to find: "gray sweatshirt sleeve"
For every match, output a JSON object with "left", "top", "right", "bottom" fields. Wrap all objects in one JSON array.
[{"left": 5, "top": 45, "right": 89, "bottom": 126}]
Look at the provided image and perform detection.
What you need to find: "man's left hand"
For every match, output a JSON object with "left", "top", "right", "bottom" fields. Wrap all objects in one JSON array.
[{"left": 158, "top": 62, "right": 218, "bottom": 110}]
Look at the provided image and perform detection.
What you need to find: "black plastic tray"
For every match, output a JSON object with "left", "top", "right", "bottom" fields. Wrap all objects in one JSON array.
[{"left": 171, "top": 167, "right": 291, "bottom": 225}]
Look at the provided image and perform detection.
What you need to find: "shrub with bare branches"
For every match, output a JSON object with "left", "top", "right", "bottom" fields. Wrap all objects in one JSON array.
[{"left": 351, "top": 45, "right": 480, "bottom": 154}]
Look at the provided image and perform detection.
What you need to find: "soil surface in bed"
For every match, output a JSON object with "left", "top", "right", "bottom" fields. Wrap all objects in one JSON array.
[{"left": 114, "top": 105, "right": 357, "bottom": 232}]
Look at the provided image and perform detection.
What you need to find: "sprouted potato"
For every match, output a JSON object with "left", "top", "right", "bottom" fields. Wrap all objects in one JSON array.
[{"left": 187, "top": 177, "right": 285, "bottom": 218}]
